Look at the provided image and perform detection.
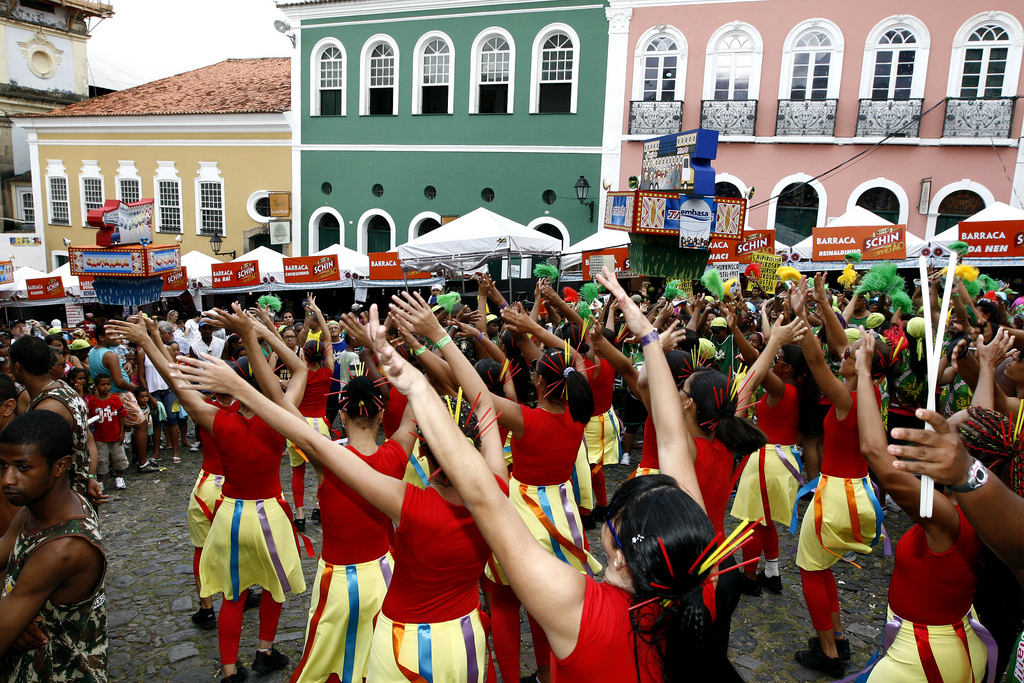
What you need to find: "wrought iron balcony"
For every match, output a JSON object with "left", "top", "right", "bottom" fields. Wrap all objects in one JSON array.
[
  {"left": 775, "top": 99, "right": 837, "bottom": 136},
  {"left": 628, "top": 100, "right": 683, "bottom": 136},
  {"left": 856, "top": 99, "right": 923, "bottom": 137},
  {"left": 943, "top": 97, "right": 1015, "bottom": 138},
  {"left": 700, "top": 99, "right": 757, "bottom": 136}
]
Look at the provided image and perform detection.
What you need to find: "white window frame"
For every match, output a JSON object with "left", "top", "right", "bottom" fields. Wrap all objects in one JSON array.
[
  {"left": 409, "top": 210, "right": 442, "bottom": 242},
  {"left": 925, "top": 179, "right": 996, "bottom": 241},
  {"left": 246, "top": 190, "right": 272, "bottom": 224},
  {"left": 309, "top": 206, "right": 345, "bottom": 254},
  {"left": 859, "top": 16, "right": 931, "bottom": 100},
  {"left": 44, "top": 160, "right": 69, "bottom": 227},
  {"left": 115, "top": 161, "right": 141, "bottom": 204},
  {"left": 412, "top": 31, "right": 455, "bottom": 115},
  {"left": 310, "top": 37, "right": 347, "bottom": 117},
  {"left": 530, "top": 23, "right": 581, "bottom": 114},
  {"left": 79, "top": 160, "right": 104, "bottom": 228},
  {"left": 194, "top": 162, "right": 225, "bottom": 237},
  {"left": 153, "top": 161, "right": 183, "bottom": 234},
  {"left": 360, "top": 34, "right": 400, "bottom": 116},
  {"left": 470, "top": 27, "right": 516, "bottom": 114},
  {"left": 50, "top": 251, "right": 68, "bottom": 270},
  {"left": 632, "top": 25, "right": 688, "bottom": 103},
  {"left": 847, "top": 178, "right": 910, "bottom": 225},
  {"left": 778, "top": 19, "right": 844, "bottom": 101},
  {"left": 703, "top": 22, "right": 764, "bottom": 101},
  {"left": 947, "top": 12, "right": 1024, "bottom": 98},
  {"left": 356, "top": 208, "right": 396, "bottom": 254},
  {"left": 766, "top": 172, "right": 828, "bottom": 239},
  {"left": 14, "top": 185, "right": 34, "bottom": 223}
]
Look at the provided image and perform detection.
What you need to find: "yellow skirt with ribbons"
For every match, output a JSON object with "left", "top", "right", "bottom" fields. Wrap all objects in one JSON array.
[
  {"left": 187, "top": 469, "right": 224, "bottom": 548},
  {"left": 580, "top": 409, "right": 622, "bottom": 467},
  {"left": 796, "top": 474, "right": 883, "bottom": 572},
  {"left": 199, "top": 494, "right": 307, "bottom": 602},
  {"left": 288, "top": 417, "right": 331, "bottom": 467},
  {"left": 731, "top": 444, "right": 802, "bottom": 527},
  {"left": 291, "top": 553, "right": 394, "bottom": 683},
  {"left": 486, "top": 476, "right": 601, "bottom": 585},
  {"left": 628, "top": 467, "right": 660, "bottom": 479},
  {"left": 402, "top": 442, "right": 430, "bottom": 490},
  {"left": 366, "top": 609, "right": 487, "bottom": 683}
]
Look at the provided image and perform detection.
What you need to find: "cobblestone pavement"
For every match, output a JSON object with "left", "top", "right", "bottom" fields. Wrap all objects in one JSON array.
[{"left": 101, "top": 439, "right": 907, "bottom": 682}]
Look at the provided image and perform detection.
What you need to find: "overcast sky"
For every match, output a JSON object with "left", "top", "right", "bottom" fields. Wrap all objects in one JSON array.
[{"left": 88, "top": 0, "right": 293, "bottom": 86}]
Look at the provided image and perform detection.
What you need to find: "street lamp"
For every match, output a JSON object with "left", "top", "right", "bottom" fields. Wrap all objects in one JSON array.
[
  {"left": 574, "top": 176, "right": 594, "bottom": 223},
  {"left": 209, "top": 233, "right": 235, "bottom": 259}
]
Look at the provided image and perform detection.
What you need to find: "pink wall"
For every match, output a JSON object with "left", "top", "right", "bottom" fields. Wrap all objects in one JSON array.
[{"left": 617, "top": 1, "right": 1024, "bottom": 239}]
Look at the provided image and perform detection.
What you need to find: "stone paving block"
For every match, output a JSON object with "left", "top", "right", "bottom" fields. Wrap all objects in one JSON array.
[
  {"left": 168, "top": 643, "right": 200, "bottom": 663},
  {"left": 170, "top": 668, "right": 213, "bottom": 683},
  {"left": 847, "top": 622, "right": 881, "bottom": 639},
  {"left": 107, "top": 609, "right": 138, "bottom": 628},
  {"left": 136, "top": 564, "right": 162, "bottom": 576},
  {"left": 108, "top": 574, "right": 137, "bottom": 588},
  {"left": 734, "top": 654, "right": 762, "bottom": 670},
  {"left": 172, "top": 564, "right": 194, "bottom": 575},
  {"left": 171, "top": 596, "right": 193, "bottom": 612}
]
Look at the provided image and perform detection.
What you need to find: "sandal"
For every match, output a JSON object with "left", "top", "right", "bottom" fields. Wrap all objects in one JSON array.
[{"left": 173, "top": 456, "right": 181, "bottom": 464}]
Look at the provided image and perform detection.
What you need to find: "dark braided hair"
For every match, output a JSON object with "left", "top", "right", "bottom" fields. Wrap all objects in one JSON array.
[
  {"left": 534, "top": 348, "right": 594, "bottom": 424},
  {"left": 959, "top": 406, "right": 1024, "bottom": 496},
  {"left": 686, "top": 368, "right": 767, "bottom": 454},
  {"left": 338, "top": 376, "right": 384, "bottom": 424},
  {"left": 475, "top": 358, "right": 505, "bottom": 398},
  {"left": 303, "top": 339, "right": 326, "bottom": 365},
  {"left": 419, "top": 391, "right": 487, "bottom": 484},
  {"left": 555, "top": 322, "right": 590, "bottom": 355}
]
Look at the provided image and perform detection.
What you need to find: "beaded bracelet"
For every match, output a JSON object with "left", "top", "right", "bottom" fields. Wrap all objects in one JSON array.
[{"left": 639, "top": 329, "right": 660, "bottom": 348}]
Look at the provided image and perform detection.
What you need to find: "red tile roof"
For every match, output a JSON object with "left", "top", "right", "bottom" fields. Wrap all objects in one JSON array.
[{"left": 24, "top": 58, "right": 290, "bottom": 117}]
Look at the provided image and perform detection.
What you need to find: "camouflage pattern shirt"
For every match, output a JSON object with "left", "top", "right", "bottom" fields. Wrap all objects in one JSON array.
[
  {"left": 27, "top": 381, "right": 90, "bottom": 500},
  {"left": 0, "top": 497, "right": 107, "bottom": 682}
]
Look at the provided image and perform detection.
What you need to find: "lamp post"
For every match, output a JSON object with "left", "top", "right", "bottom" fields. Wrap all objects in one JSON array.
[
  {"left": 209, "top": 233, "right": 236, "bottom": 259},
  {"left": 574, "top": 176, "right": 594, "bottom": 223}
]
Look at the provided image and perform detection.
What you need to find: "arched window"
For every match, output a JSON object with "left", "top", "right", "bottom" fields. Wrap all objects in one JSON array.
[
  {"left": 937, "top": 190, "right": 986, "bottom": 234},
  {"left": 471, "top": 29, "right": 515, "bottom": 114},
  {"left": 789, "top": 30, "right": 832, "bottom": 100},
  {"left": 948, "top": 13, "right": 1023, "bottom": 99},
  {"left": 418, "top": 218, "right": 440, "bottom": 236},
  {"left": 367, "top": 215, "right": 391, "bottom": 253},
  {"left": 713, "top": 32, "right": 753, "bottom": 100},
  {"left": 317, "top": 212, "right": 340, "bottom": 249},
  {"left": 531, "top": 24, "right": 580, "bottom": 113},
  {"left": 872, "top": 29, "right": 917, "bottom": 99},
  {"left": 362, "top": 36, "right": 399, "bottom": 116},
  {"left": 856, "top": 187, "right": 901, "bottom": 224},
  {"left": 318, "top": 45, "right": 344, "bottom": 116},
  {"left": 715, "top": 181, "right": 743, "bottom": 199},
  {"left": 642, "top": 35, "right": 680, "bottom": 101},
  {"left": 414, "top": 34, "right": 453, "bottom": 114},
  {"left": 774, "top": 182, "right": 820, "bottom": 244}
]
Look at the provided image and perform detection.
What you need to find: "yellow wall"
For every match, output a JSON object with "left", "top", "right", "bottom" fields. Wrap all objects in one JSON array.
[{"left": 35, "top": 133, "right": 291, "bottom": 261}]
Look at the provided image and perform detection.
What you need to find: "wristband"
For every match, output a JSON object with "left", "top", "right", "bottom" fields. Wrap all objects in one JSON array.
[
  {"left": 434, "top": 335, "right": 452, "bottom": 350},
  {"left": 413, "top": 346, "right": 427, "bottom": 357},
  {"left": 639, "top": 329, "right": 660, "bottom": 348},
  {"left": 500, "top": 303, "right": 509, "bottom": 310},
  {"left": 478, "top": 332, "right": 485, "bottom": 340},
  {"left": 87, "top": 474, "right": 97, "bottom": 479}
]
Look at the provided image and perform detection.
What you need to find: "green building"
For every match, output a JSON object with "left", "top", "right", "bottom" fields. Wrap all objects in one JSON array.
[{"left": 279, "top": 0, "right": 610, "bottom": 257}]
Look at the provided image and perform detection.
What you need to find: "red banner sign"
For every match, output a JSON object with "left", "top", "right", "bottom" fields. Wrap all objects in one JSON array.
[
  {"left": 959, "top": 220, "right": 1024, "bottom": 257},
  {"left": 211, "top": 260, "right": 260, "bottom": 288},
  {"left": 733, "top": 230, "right": 775, "bottom": 264},
  {"left": 27, "top": 276, "right": 65, "bottom": 300},
  {"left": 283, "top": 255, "right": 340, "bottom": 284},
  {"left": 582, "top": 247, "right": 632, "bottom": 280},
  {"left": 707, "top": 237, "right": 741, "bottom": 264},
  {"left": 812, "top": 225, "right": 906, "bottom": 262},
  {"left": 161, "top": 267, "right": 187, "bottom": 291},
  {"left": 368, "top": 252, "right": 431, "bottom": 281}
]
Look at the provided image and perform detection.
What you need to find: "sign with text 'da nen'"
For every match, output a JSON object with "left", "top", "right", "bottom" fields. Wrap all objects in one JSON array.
[
  {"left": 27, "top": 276, "right": 65, "bottom": 300},
  {"left": 283, "top": 255, "right": 340, "bottom": 284},
  {"left": 212, "top": 260, "right": 260, "bottom": 288},
  {"left": 368, "top": 253, "right": 431, "bottom": 281},
  {"left": 812, "top": 225, "right": 906, "bottom": 262},
  {"left": 959, "top": 220, "right": 1024, "bottom": 257}
]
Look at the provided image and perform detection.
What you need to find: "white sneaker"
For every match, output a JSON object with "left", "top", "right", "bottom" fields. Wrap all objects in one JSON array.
[
  {"left": 189, "top": 442, "right": 200, "bottom": 452},
  {"left": 114, "top": 477, "right": 127, "bottom": 490},
  {"left": 884, "top": 495, "right": 901, "bottom": 514},
  {"left": 620, "top": 453, "right": 631, "bottom": 466}
]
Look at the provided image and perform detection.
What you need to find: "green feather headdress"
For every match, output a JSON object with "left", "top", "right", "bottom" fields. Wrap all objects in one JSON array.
[
  {"left": 533, "top": 263, "right": 560, "bottom": 281},
  {"left": 665, "top": 279, "right": 682, "bottom": 301},
  {"left": 701, "top": 268, "right": 724, "bottom": 300},
  {"left": 257, "top": 295, "right": 282, "bottom": 313},
  {"left": 948, "top": 241, "right": 970, "bottom": 259}
]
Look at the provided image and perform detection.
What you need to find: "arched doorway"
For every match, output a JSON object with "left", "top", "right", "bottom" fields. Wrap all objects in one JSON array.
[
  {"left": 774, "top": 182, "right": 819, "bottom": 244},
  {"left": 856, "top": 187, "right": 901, "bottom": 224},
  {"left": 317, "top": 212, "right": 340, "bottom": 250},
  {"left": 534, "top": 223, "right": 564, "bottom": 247},
  {"left": 417, "top": 217, "right": 441, "bottom": 237},
  {"left": 367, "top": 214, "right": 391, "bottom": 253},
  {"left": 936, "top": 190, "right": 986, "bottom": 234},
  {"left": 715, "top": 181, "right": 743, "bottom": 199}
]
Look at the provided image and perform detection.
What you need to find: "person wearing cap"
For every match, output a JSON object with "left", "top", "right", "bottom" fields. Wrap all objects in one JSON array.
[
  {"left": 190, "top": 321, "right": 227, "bottom": 362},
  {"left": 709, "top": 316, "right": 740, "bottom": 375},
  {"left": 428, "top": 284, "right": 443, "bottom": 306},
  {"left": 485, "top": 313, "right": 501, "bottom": 341}
]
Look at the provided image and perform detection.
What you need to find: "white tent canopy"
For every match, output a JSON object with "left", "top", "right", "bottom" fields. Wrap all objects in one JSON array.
[
  {"left": 559, "top": 230, "right": 631, "bottom": 270},
  {"left": 181, "top": 250, "right": 221, "bottom": 284},
  {"left": 397, "top": 208, "right": 561, "bottom": 272},
  {"left": 0, "top": 265, "right": 50, "bottom": 298},
  {"left": 934, "top": 201, "right": 1024, "bottom": 246},
  {"left": 312, "top": 243, "right": 370, "bottom": 277},
  {"left": 48, "top": 262, "right": 80, "bottom": 290},
  {"left": 232, "top": 246, "right": 285, "bottom": 280}
]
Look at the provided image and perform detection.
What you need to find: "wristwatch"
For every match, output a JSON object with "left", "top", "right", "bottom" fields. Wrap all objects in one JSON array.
[{"left": 950, "top": 457, "right": 989, "bottom": 493}]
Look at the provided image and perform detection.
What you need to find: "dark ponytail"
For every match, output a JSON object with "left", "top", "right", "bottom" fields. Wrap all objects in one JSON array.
[
  {"left": 338, "top": 375, "right": 383, "bottom": 424},
  {"left": 686, "top": 369, "right": 767, "bottom": 454},
  {"left": 303, "top": 339, "right": 326, "bottom": 364},
  {"left": 534, "top": 348, "right": 594, "bottom": 424},
  {"left": 475, "top": 358, "right": 505, "bottom": 398},
  {"left": 555, "top": 322, "right": 590, "bottom": 355}
]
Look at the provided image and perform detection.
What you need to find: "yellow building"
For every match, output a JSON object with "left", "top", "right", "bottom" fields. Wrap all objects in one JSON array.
[{"left": 13, "top": 57, "right": 292, "bottom": 270}]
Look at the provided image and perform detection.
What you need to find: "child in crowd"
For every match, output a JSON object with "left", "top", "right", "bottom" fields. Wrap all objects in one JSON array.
[
  {"left": 87, "top": 373, "right": 129, "bottom": 490},
  {"left": 67, "top": 366, "right": 88, "bottom": 397}
]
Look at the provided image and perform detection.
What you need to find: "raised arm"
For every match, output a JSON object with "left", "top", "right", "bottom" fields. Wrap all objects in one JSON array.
[
  {"left": 306, "top": 294, "right": 334, "bottom": 373},
  {"left": 736, "top": 316, "right": 808, "bottom": 412},
  {"left": 796, "top": 279, "right": 852, "bottom": 415},
  {"left": 540, "top": 283, "right": 584, "bottom": 328},
  {"left": 971, "top": 329, "right": 1017, "bottom": 414}
]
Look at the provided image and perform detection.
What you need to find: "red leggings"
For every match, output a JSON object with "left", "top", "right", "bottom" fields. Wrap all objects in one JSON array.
[
  {"left": 217, "top": 589, "right": 284, "bottom": 666},
  {"left": 741, "top": 522, "right": 780, "bottom": 567},
  {"left": 193, "top": 547, "right": 202, "bottom": 581},
  {"left": 487, "top": 580, "right": 550, "bottom": 681},
  {"left": 291, "top": 464, "right": 305, "bottom": 510},
  {"left": 800, "top": 568, "right": 840, "bottom": 631},
  {"left": 592, "top": 467, "right": 608, "bottom": 508}
]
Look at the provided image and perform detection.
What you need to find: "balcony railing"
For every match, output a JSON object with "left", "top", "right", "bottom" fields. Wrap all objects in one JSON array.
[
  {"left": 775, "top": 99, "right": 837, "bottom": 136},
  {"left": 700, "top": 99, "right": 757, "bottom": 136},
  {"left": 628, "top": 100, "right": 683, "bottom": 136},
  {"left": 943, "top": 97, "right": 1015, "bottom": 138},
  {"left": 856, "top": 99, "right": 924, "bottom": 137}
]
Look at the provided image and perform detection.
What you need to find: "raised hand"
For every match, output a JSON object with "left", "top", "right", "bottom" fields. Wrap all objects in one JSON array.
[
  {"left": 856, "top": 326, "right": 876, "bottom": 375},
  {"left": 390, "top": 291, "right": 446, "bottom": 340},
  {"left": 367, "top": 303, "right": 423, "bottom": 395},
  {"left": 202, "top": 303, "right": 254, "bottom": 335},
  {"left": 106, "top": 317, "right": 149, "bottom": 345},
  {"left": 340, "top": 312, "right": 372, "bottom": 348},
  {"left": 976, "top": 327, "right": 1015, "bottom": 368},
  {"left": 596, "top": 267, "right": 652, "bottom": 336},
  {"left": 888, "top": 410, "right": 973, "bottom": 486},
  {"left": 169, "top": 353, "right": 247, "bottom": 395},
  {"left": 771, "top": 315, "right": 809, "bottom": 347}
]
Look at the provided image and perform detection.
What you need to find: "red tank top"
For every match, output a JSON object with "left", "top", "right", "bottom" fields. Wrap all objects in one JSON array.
[
  {"left": 821, "top": 389, "right": 877, "bottom": 479},
  {"left": 213, "top": 410, "right": 285, "bottom": 500},
  {"left": 382, "top": 477, "right": 509, "bottom": 623},
  {"left": 198, "top": 396, "right": 240, "bottom": 475},
  {"left": 382, "top": 385, "right": 407, "bottom": 439},
  {"left": 694, "top": 439, "right": 734, "bottom": 536},
  {"left": 590, "top": 359, "right": 615, "bottom": 415},
  {"left": 319, "top": 439, "right": 408, "bottom": 565},
  {"left": 888, "top": 506, "right": 981, "bottom": 624},
  {"left": 756, "top": 383, "right": 800, "bottom": 445},
  {"left": 639, "top": 416, "right": 659, "bottom": 470},
  {"left": 298, "top": 366, "right": 332, "bottom": 418},
  {"left": 511, "top": 405, "right": 586, "bottom": 485}
]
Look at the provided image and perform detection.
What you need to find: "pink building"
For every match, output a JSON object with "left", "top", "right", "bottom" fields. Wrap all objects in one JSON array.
[{"left": 601, "top": 1, "right": 1024, "bottom": 252}]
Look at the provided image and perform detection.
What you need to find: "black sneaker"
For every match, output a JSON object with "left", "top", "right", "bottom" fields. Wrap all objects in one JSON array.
[
  {"left": 251, "top": 648, "right": 289, "bottom": 674},
  {"left": 221, "top": 666, "right": 248, "bottom": 682},
  {"left": 520, "top": 674, "right": 540, "bottom": 683},
  {"left": 310, "top": 508, "right": 321, "bottom": 523},
  {"left": 757, "top": 569, "right": 783, "bottom": 594},
  {"left": 808, "top": 636, "right": 851, "bottom": 662},
  {"left": 581, "top": 514, "right": 596, "bottom": 531},
  {"left": 137, "top": 460, "right": 158, "bottom": 474},
  {"left": 191, "top": 607, "right": 216, "bottom": 630},
  {"left": 244, "top": 588, "right": 262, "bottom": 610},
  {"left": 795, "top": 638, "right": 845, "bottom": 678},
  {"left": 294, "top": 518, "right": 306, "bottom": 533},
  {"left": 739, "top": 575, "right": 762, "bottom": 597}
]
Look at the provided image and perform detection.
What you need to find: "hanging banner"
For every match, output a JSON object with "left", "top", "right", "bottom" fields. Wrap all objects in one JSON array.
[
  {"left": 707, "top": 237, "right": 741, "bottom": 264},
  {"left": 0, "top": 260, "right": 13, "bottom": 284},
  {"left": 712, "top": 197, "right": 746, "bottom": 239},
  {"left": 959, "top": 220, "right": 1024, "bottom": 257},
  {"left": 676, "top": 195, "right": 716, "bottom": 250},
  {"left": 749, "top": 252, "right": 783, "bottom": 294},
  {"left": 211, "top": 260, "right": 260, "bottom": 288},
  {"left": 162, "top": 267, "right": 188, "bottom": 292},
  {"left": 65, "top": 302, "right": 84, "bottom": 327},
  {"left": 368, "top": 252, "right": 431, "bottom": 281},
  {"left": 736, "top": 230, "right": 776, "bottom": 264},
  {"left": 283, "top": 255, "right": 340, "bottom": 284},
  {"left": 582, "top": 247, "right": 632, "bottom": 280},
  {"left": 27, "top": 276, "right": 65, "bottom": 300},
  {"left": 812, "top": 224, "right": 906, "bottom": 262},
  {"left": 79, "top": 275, "right": 94, "bottom": 296}
]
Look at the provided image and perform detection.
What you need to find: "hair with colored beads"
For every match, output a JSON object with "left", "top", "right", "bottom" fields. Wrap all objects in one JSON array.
[
  {"left": 533, "top": 348, "right": 594, "bottom": 424},
  {"left": 958, "top": 406, "right": 1024, "bottom": 497}
]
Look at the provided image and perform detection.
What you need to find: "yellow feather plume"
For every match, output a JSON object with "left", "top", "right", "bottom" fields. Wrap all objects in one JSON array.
[
  {"left": 777, "top": 266, "right": 801, "bottom": 282},
  {"left": 956, "top": 265, "right": 979, "bottom": 282},
  {"left": 837, "top": 263, "right": 858, "bottom": 289}
]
